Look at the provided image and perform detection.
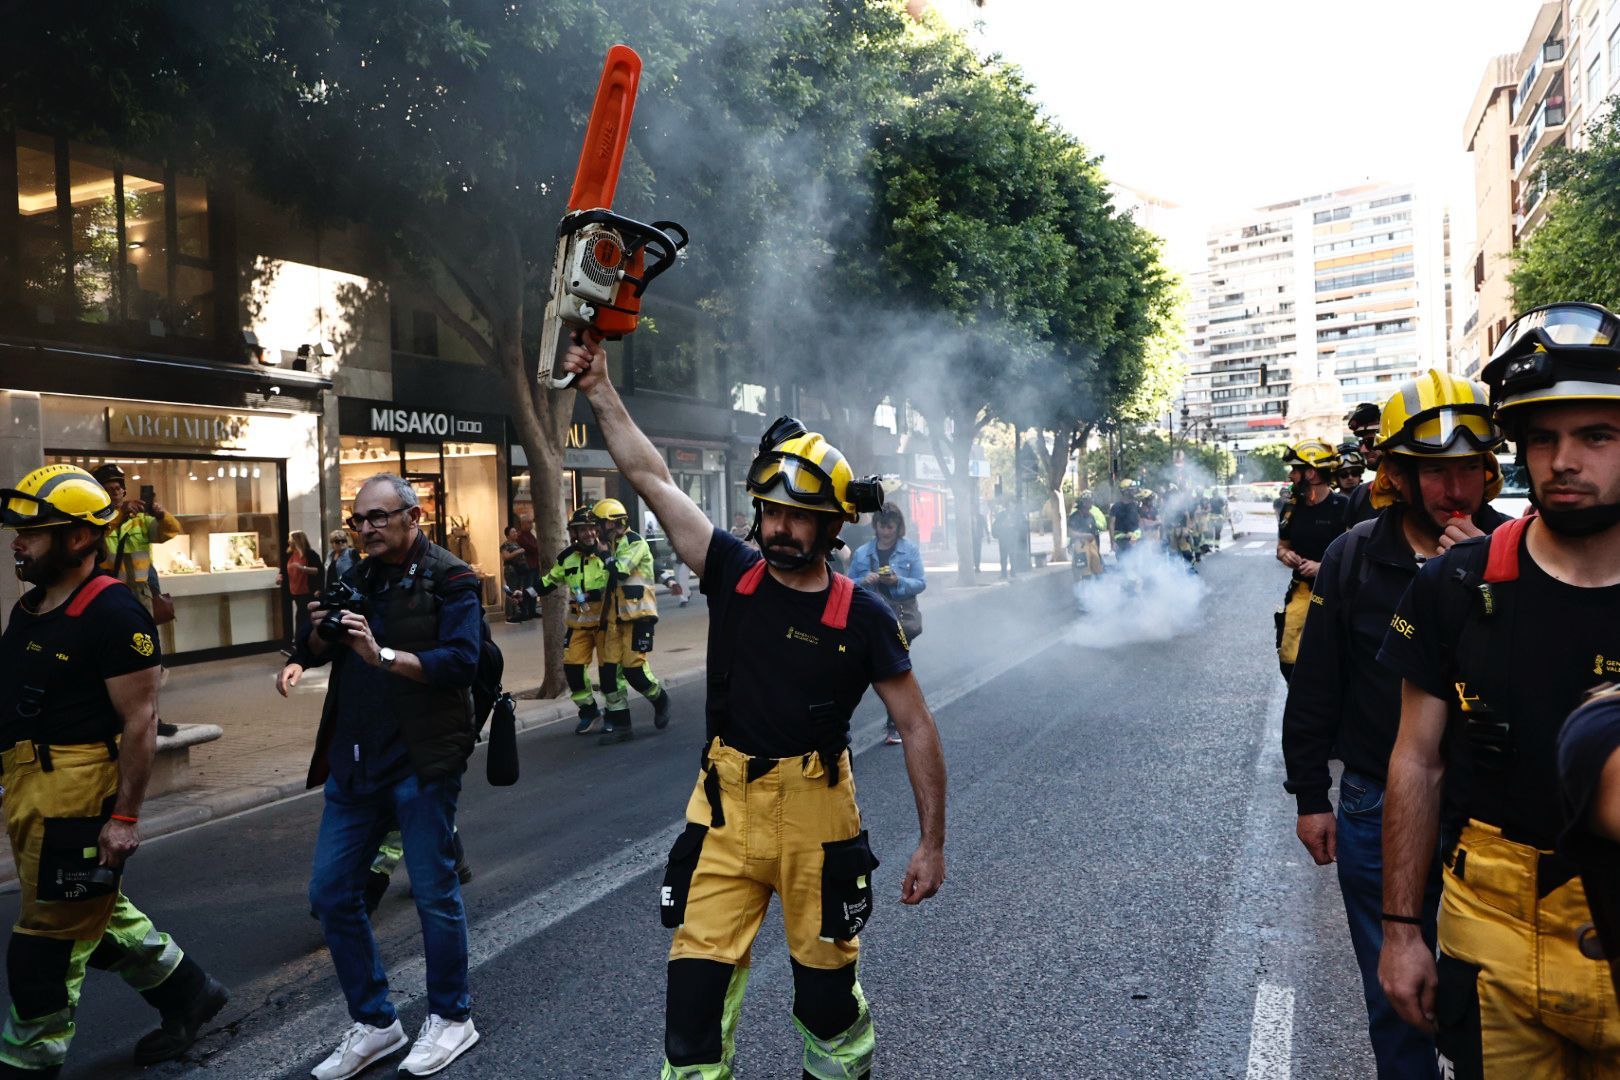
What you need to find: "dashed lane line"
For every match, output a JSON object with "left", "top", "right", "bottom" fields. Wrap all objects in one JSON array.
[{"left": 1245, "top": 982, "right": 1295, "bottom": 1079}]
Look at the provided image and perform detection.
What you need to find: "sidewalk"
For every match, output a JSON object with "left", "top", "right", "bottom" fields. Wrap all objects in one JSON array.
[{"left": 0, "top": 562, "right": 1068, "bottom": 886}]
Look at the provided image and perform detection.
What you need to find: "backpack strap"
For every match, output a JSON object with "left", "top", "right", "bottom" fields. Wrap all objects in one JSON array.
[
  {"left": 734, "top": 560, "right": 767, "bottom": 596},
  {"left": 821, "top": 572, "right": 854, "bottom": 630},
  {"left": 66, "top": 574, "right": 126, "bottom": 617},
  {"left": 1483, "top": 513, "right": 1534, "bottom": 584}
]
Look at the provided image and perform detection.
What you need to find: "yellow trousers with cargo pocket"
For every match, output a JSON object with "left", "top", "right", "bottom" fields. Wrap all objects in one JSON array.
[
  {"left": 1435, "top": 820, "right": 1620, "bottom": 1079},
  {"left": 660, "top": 739, "right": 878, "bottom": 1079},
  {"left": 1276, "top": 579, "right": 1313, "bottom": 673},
  {"left": 0, "top": 740, "right": 183, "bottom": 1071}
]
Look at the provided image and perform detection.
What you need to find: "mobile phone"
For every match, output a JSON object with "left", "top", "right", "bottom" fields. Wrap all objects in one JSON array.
[{"left": 140, "top": 484, "right": 156, "bottom": 507}]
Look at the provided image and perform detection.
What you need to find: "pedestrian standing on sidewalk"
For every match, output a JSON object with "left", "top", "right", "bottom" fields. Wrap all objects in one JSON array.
[
  {"left": 515, "top": 514, "right": 541, "bottom": 622},
  {"left": 281, "top": 531, "right": 320, "bottom": 651},
  {"left": 0, "top": 465, "right": 228, "bottom": 1078},
  {"left": 499, "top": 526, "right": 528, "bottom": 623},
  {"left": 325, "top": 529, "right": 358, "bottom": 590},
  {"left": 559, "top": 334, "right": 946, "bottom": 1080},
  {"left": 276, "top": 474, "right": 482, "bottom": 1079},
  {"left": 849, "top": 504, "right": 926, "bottom": 746},
  {"left": 1282, "top": 372, "right": 1508, "bottom": 1078}
]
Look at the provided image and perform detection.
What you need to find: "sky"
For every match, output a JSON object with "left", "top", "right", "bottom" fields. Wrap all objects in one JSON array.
[{"left": 933, "top": 0, "right": 1546, "bottom": 272}]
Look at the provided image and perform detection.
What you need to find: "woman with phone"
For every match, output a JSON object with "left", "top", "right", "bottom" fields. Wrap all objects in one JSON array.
[{"left": 848, "top": 503, "right": 927, "bottom": 745}]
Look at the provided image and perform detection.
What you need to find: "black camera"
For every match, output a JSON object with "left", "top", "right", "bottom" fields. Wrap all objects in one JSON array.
[{"left": 316, "top": 579, "right": 363, "bottom": 643}]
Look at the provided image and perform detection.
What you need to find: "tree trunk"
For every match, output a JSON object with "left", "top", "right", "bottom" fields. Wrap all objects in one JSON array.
[
  {"left": 940, "top": 425, "right": 980, "bottom": 588},
  {"left": 502, "top": 336, "right": 574, "bottom": 698}
]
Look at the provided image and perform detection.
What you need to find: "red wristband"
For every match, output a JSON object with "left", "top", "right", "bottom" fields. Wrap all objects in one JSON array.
[{"left": 110, "top": 814, "right": 139, "bottom": 824}]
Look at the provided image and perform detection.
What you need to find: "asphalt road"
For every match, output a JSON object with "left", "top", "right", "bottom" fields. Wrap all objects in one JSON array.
[{"left": 9, "top": 536, "right": 1379, "bottom": 1079}]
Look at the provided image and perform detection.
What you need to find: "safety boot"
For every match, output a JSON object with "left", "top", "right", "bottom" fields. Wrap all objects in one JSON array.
[
  {"left": 652, "top": 688, "right": 672, "bottom": 730},
  {"left": 574, "top": 700, "right": 601, "bottom": 735},
  {"left": 598, "top": 710, "right": 633, "bottom": 745},
  {"left": 134, "top": 955, "right": 230, "bottom": 1064}
]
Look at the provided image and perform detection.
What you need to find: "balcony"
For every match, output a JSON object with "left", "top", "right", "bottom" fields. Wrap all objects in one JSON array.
[
  {"left": 1461, "top": 310, "right": 1480, "bottom": 338},
  {"left": 1512, "top": 39, "right": 1566, "bottom": 125},
  {"left": 1514, "top": 95, "right": 1567, "bottom": 175}
]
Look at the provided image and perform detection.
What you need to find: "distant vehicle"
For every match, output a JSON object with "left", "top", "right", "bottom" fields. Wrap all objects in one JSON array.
[{"left": 1495, "top": 462, "right": 1532, "bottom": 520}]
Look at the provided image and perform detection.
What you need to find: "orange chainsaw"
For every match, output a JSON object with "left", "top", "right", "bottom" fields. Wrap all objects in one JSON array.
[{"left": 538, "top": 44, "right": 689, "bottom": 390}]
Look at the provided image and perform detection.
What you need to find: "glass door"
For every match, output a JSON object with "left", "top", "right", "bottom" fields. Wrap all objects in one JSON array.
[{"left": 406, "top": 476, "right": 445, "bottom": 549}]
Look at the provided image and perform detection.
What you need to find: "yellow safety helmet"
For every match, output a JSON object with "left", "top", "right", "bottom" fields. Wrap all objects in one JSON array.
[
  {"left": 745, "top": 416, "right": 882, "bottom": 521},
  {"left": 1118, "top": 478, "right": 1136, "bottom": 490},
  {"left": 1375, "top": 370, "right": 1502, "bottom": 458},
  {"left": 1282, "top": 439, "right": 1341, "bottom": 473},
  {"left": 0, "top": 464, "right": 118, "bottom": 531},
  {"left": 591, "top": 498, "right": 628, "bottom": 523},
  {"left": 1482, "top": 301, "right": 1620, "bottom": 417}
]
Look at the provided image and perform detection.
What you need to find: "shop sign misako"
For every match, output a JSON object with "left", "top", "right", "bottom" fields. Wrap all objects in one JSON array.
[
  {"left": 368, "top": 407, "right": 487, "bottom": 438},
  {"left": 106, "top": 407, "right": 251, "bottom": 449}
]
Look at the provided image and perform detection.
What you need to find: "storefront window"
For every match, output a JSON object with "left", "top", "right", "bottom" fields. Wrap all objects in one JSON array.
[
  {"left": 46, "top": 453, "right": 285, "bottom": 658},
  {"left": 68, "top": 148, "right": 119, "bottom": 325},
  {"left": 16, "top": 133, "right": 64, "bottom": 313}
]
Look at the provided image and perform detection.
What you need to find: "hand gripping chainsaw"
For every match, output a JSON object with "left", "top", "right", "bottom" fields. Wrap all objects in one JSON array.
[{"left": 538, "top": 44, "right": 689, "bottom": 390}]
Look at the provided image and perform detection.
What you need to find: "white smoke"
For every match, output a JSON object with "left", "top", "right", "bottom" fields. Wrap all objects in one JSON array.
[{"left": 1064, "top": 543, "right": 1208, "bottom": 648}]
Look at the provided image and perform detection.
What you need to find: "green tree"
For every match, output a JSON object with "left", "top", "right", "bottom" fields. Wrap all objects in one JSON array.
[
  {"left": 1244, "top": 441, "right": 1292, "bottom": 484},
  {"left": 1510, "top": 102, "right": 1620, "bottom": 311}
]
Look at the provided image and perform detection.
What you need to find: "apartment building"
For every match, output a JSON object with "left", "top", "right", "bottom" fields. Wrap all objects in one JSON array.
[{"left": 1183, "top": 183, "right": 1447, "bottom": 455}]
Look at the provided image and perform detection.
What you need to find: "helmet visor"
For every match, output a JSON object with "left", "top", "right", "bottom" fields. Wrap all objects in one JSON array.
[
  {"left": 0, "top": 488, "right": 64, "bottom": 529},
  {"left": 1380, "top": 404, "right": 1502, "bottom": 455},
  {"left": 1489, "top": 303, "right": 1619, "bottom": 365},
  {"left": 746, "top": 452, "right": 841, "bottom": 508}
]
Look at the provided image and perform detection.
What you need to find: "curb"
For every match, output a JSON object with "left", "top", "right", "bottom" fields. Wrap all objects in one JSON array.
[{"left": 0, "top": 564, "right": 1067, "bottom": 890}]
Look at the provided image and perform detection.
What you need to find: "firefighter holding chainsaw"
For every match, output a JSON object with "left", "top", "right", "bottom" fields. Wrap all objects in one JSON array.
[
  {"left": 0, "top": 466, "right": 227, "bottom": 1077},
  {"left": 592, "top": 497, "right": 672, "bottom": 744},
  {"left": 537, "top": 507, "right": 615, "bottom": 735},
  {"left": 560, "top": 334, "right": 946, "bottom": 1079}
]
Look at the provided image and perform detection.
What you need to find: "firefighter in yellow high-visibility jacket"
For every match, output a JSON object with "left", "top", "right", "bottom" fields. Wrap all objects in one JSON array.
[{"left": 592, "top": 499, "right": 671, "bottom": 744}]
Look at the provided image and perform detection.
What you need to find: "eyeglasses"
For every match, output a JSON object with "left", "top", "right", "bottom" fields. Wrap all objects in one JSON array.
[{"left": 345, "top": 507, "right": 408, "bottom": 531}]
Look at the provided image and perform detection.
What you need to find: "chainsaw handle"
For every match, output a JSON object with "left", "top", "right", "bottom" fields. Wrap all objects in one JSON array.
[{"left": 623, "top": 221, "right": 689, "bottom": 298}]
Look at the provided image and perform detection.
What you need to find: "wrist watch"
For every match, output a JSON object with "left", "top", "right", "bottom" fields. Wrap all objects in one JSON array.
[{"left": 379, "top": 647, "right": 397, "bottom": 669}]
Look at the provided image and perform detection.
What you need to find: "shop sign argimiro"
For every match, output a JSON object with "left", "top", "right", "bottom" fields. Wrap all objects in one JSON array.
[{"left": 106, "top": 407, "right": 251, "bottom": 449}]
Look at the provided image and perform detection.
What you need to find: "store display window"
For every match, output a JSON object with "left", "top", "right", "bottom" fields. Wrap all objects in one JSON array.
[{"left": 46, "top": 453, "right": 286, "bottom": 658}]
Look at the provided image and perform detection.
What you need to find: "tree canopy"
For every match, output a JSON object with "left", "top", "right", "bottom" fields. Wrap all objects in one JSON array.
[{"left": 1510, "top": 102, "right": 1620, "bottom": 312}]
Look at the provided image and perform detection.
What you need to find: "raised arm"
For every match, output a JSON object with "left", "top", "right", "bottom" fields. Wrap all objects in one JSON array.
[{"left": 560, "top": 335, "right": 714, "bottom": 576}]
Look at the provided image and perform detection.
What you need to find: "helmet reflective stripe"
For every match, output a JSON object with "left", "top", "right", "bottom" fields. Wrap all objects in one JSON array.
[
  {"left": 1378, "top": 370, "right": 1502, "bottom": 457},
  {"left": 746, "top": 426, "right": 862, "bottom": 521}
]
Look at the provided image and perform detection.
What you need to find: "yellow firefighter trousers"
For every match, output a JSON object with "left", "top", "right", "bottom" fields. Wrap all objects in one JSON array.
[
  {"left": 1276, "top": 579, "right": 1312, "bottom": 668},
  {"left": 1437, "top": 821, "right": 1620, "bottom": 1078},
  {"left": 1071, "top": 535, "right": 1103, "bottom": 579}
]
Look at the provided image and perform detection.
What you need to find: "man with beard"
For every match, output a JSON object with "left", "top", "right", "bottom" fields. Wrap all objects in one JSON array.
[
  {"left": 0, "top": 466, "right": 227, "bottom": 1077},
  {"left": 558, "top": 334, "right": 946, "bottom": 1080},
  {"left": 1283, "top": 372, "right": 1509, "bottom": 1078},
  {"left": 1379, "top": 303, "right": 1620, "bottom": 1076}
]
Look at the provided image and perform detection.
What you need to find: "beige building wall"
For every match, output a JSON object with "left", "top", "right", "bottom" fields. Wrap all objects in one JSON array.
[{"left": 1456, "top": 55, "right": 1520, "bottom": 378}]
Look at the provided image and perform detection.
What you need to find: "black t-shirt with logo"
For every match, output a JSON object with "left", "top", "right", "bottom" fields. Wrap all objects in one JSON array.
[
  {"left": 1278, "top": 490, "right": 1349, "bottom": 563},
  {"left": 1109, "top": 500, "right": 1140, "bottom": 533},
  {"left": 700, "top": 529, "right": 912, "bottom": 758},
  {"left": 1379, "top": 530, "right": 1620, "bottom": 852},
  {"left": 0, "top": 574, "right": 162, "bottom": 750}
]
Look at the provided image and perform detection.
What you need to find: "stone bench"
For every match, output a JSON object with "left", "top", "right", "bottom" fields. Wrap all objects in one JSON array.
[{"left": 150, "top": 724, "right": 223, "bottom": 797}]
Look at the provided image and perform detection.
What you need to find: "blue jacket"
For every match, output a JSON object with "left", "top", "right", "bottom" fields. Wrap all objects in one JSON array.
[{"left": 848, "top": 538, "right": 927, "bottom": 601}]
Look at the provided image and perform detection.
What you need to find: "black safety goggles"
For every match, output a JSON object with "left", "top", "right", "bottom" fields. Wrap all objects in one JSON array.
[
  {"left": 0, "top": 489, "right": 73, "bottom": 529},
  {"left": 746, "top": 451, "right": 843, "bottom": 508},
  {"left": 1483, "top": 303, "right": 1620, "bottom": 398}
]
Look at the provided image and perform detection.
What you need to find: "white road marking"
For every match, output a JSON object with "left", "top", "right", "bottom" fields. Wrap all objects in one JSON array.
[
  {"left": 1244, "top": 981, "right": 1295, "bottom": 1079},
  {"left": 1244, "top": 540, "right": 1267, "bottom": 549},
  {"left": 187, "top": 625, "right": 1071, "bottom": 1077}
]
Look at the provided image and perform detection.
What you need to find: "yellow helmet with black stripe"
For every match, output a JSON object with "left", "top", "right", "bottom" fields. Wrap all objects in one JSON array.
[
  {"left": 1376, "top": 370, "right": 1502, "bottom": 458},
  {"left": 0, "top": 465, "right": 118, "bottom": 531},
  {"left": 1282, "top": 439, "right": 1341, "bottom": 473},
  {"left": 591, "top": 498, "right": 628, "bottom": 524},
  {"left": 746, "top": 416, "right": 883, "bottom": 522}
]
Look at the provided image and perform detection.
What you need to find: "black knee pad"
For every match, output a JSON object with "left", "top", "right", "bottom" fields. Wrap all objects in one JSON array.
[
  {"left": 8, "top": 933, "right": 75, "bottom": 1019},
  {"left": 624, "top": 667, "right": 655, "bottom": 695},
  {"left": 790, "top": 958, "right": 860, "bottom": 1041},
  {"left": 599, "top": 664, "right": 618, "bottom": 692},
  {"left": 665, "top": 958, "right": 736, "bottom": 1066},
  {"left": 564, "top": 664, "right": 588, "bottom": 693}
]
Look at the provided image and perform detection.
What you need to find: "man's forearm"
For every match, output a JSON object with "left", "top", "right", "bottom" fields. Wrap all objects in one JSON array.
[
  {"left": 1382, "top": 747, "right": 1443, "bottom": 920},
  {"left": 114, "top": 709, "right": 156, "bottom": 818},
  {"left": 585, "top": 379, "right": 675, "bottom": 497},
  {"left": 899, "top": 711, "right": 947, "bottom": 848}
]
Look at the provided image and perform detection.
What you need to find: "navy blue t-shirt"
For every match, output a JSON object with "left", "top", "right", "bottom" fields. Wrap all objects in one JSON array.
[{"left": 700, "top": 529, "right": 911, "bottom": 758}]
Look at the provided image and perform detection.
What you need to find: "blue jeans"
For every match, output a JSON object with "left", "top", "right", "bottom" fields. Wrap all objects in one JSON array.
[
  {"left": 1336, "top": 770, "right": 1441, "bottom": 1080},
  {"left": 309, "top": 772, "right": 470, "bottom": 1025}
]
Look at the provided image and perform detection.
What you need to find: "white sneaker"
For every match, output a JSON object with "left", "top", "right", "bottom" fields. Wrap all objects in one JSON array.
[
  {"left": 398, "top": 1015, "right": 480, "bottom": 1076},
  {"left": 312, "top": 1020, "right": 407, "bottom": 1080}
]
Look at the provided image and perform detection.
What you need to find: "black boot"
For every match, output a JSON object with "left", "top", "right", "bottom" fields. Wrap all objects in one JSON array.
[
  {"left": 598, "top": 710, "right": 633, "bottom": 745},
  {"left": 134, "top": 955, "right": 230, "bottom": 1065},
  {"left": 651, "top": 688, "right": 672, "bottom": 730}
]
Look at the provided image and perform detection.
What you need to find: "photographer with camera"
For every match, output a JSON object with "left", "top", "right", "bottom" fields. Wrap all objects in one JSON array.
[
  {"left": 276, "top": 474, "right": 483, "bottom": 1078},
  {"left": 0, "top": 466, "right": 227, "bottom": 1077},
  {"left": 90, "top": 464, "right": 179, "bottom": 620}
]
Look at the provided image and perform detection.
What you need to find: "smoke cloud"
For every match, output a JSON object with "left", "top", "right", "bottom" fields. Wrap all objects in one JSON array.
[{"left": 1064, "top": 544, "right": 1208, "bottom": 649}]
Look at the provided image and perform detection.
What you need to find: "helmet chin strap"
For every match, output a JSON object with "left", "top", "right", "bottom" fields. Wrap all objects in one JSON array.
[{"left": 749, "top": 500, "right": 843, "bottom": 570}]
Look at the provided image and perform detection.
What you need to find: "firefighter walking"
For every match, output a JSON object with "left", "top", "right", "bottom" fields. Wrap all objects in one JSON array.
[
  {"left": 559, "top": 333, "right": 946, "bottom": 1079},
  {"left": 537, "top": 507, "right": 618, "bottom": 735},
  {"left": 592, "top": 498, "right": 672, "bottom": 745},
  {"left": 0, "top": 466, "right": 227, "bottom": 1077}
]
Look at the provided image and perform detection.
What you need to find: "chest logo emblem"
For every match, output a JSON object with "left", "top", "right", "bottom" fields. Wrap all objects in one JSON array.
[
  {"left": 785, "top": 626, "right": 820, "bottom": 646},
  {"left": 1595, "top": 654, "right": 1620, "bottom": 677},
  {"left": 131, "top": 633, "right": 154, "bottom": 657}
]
